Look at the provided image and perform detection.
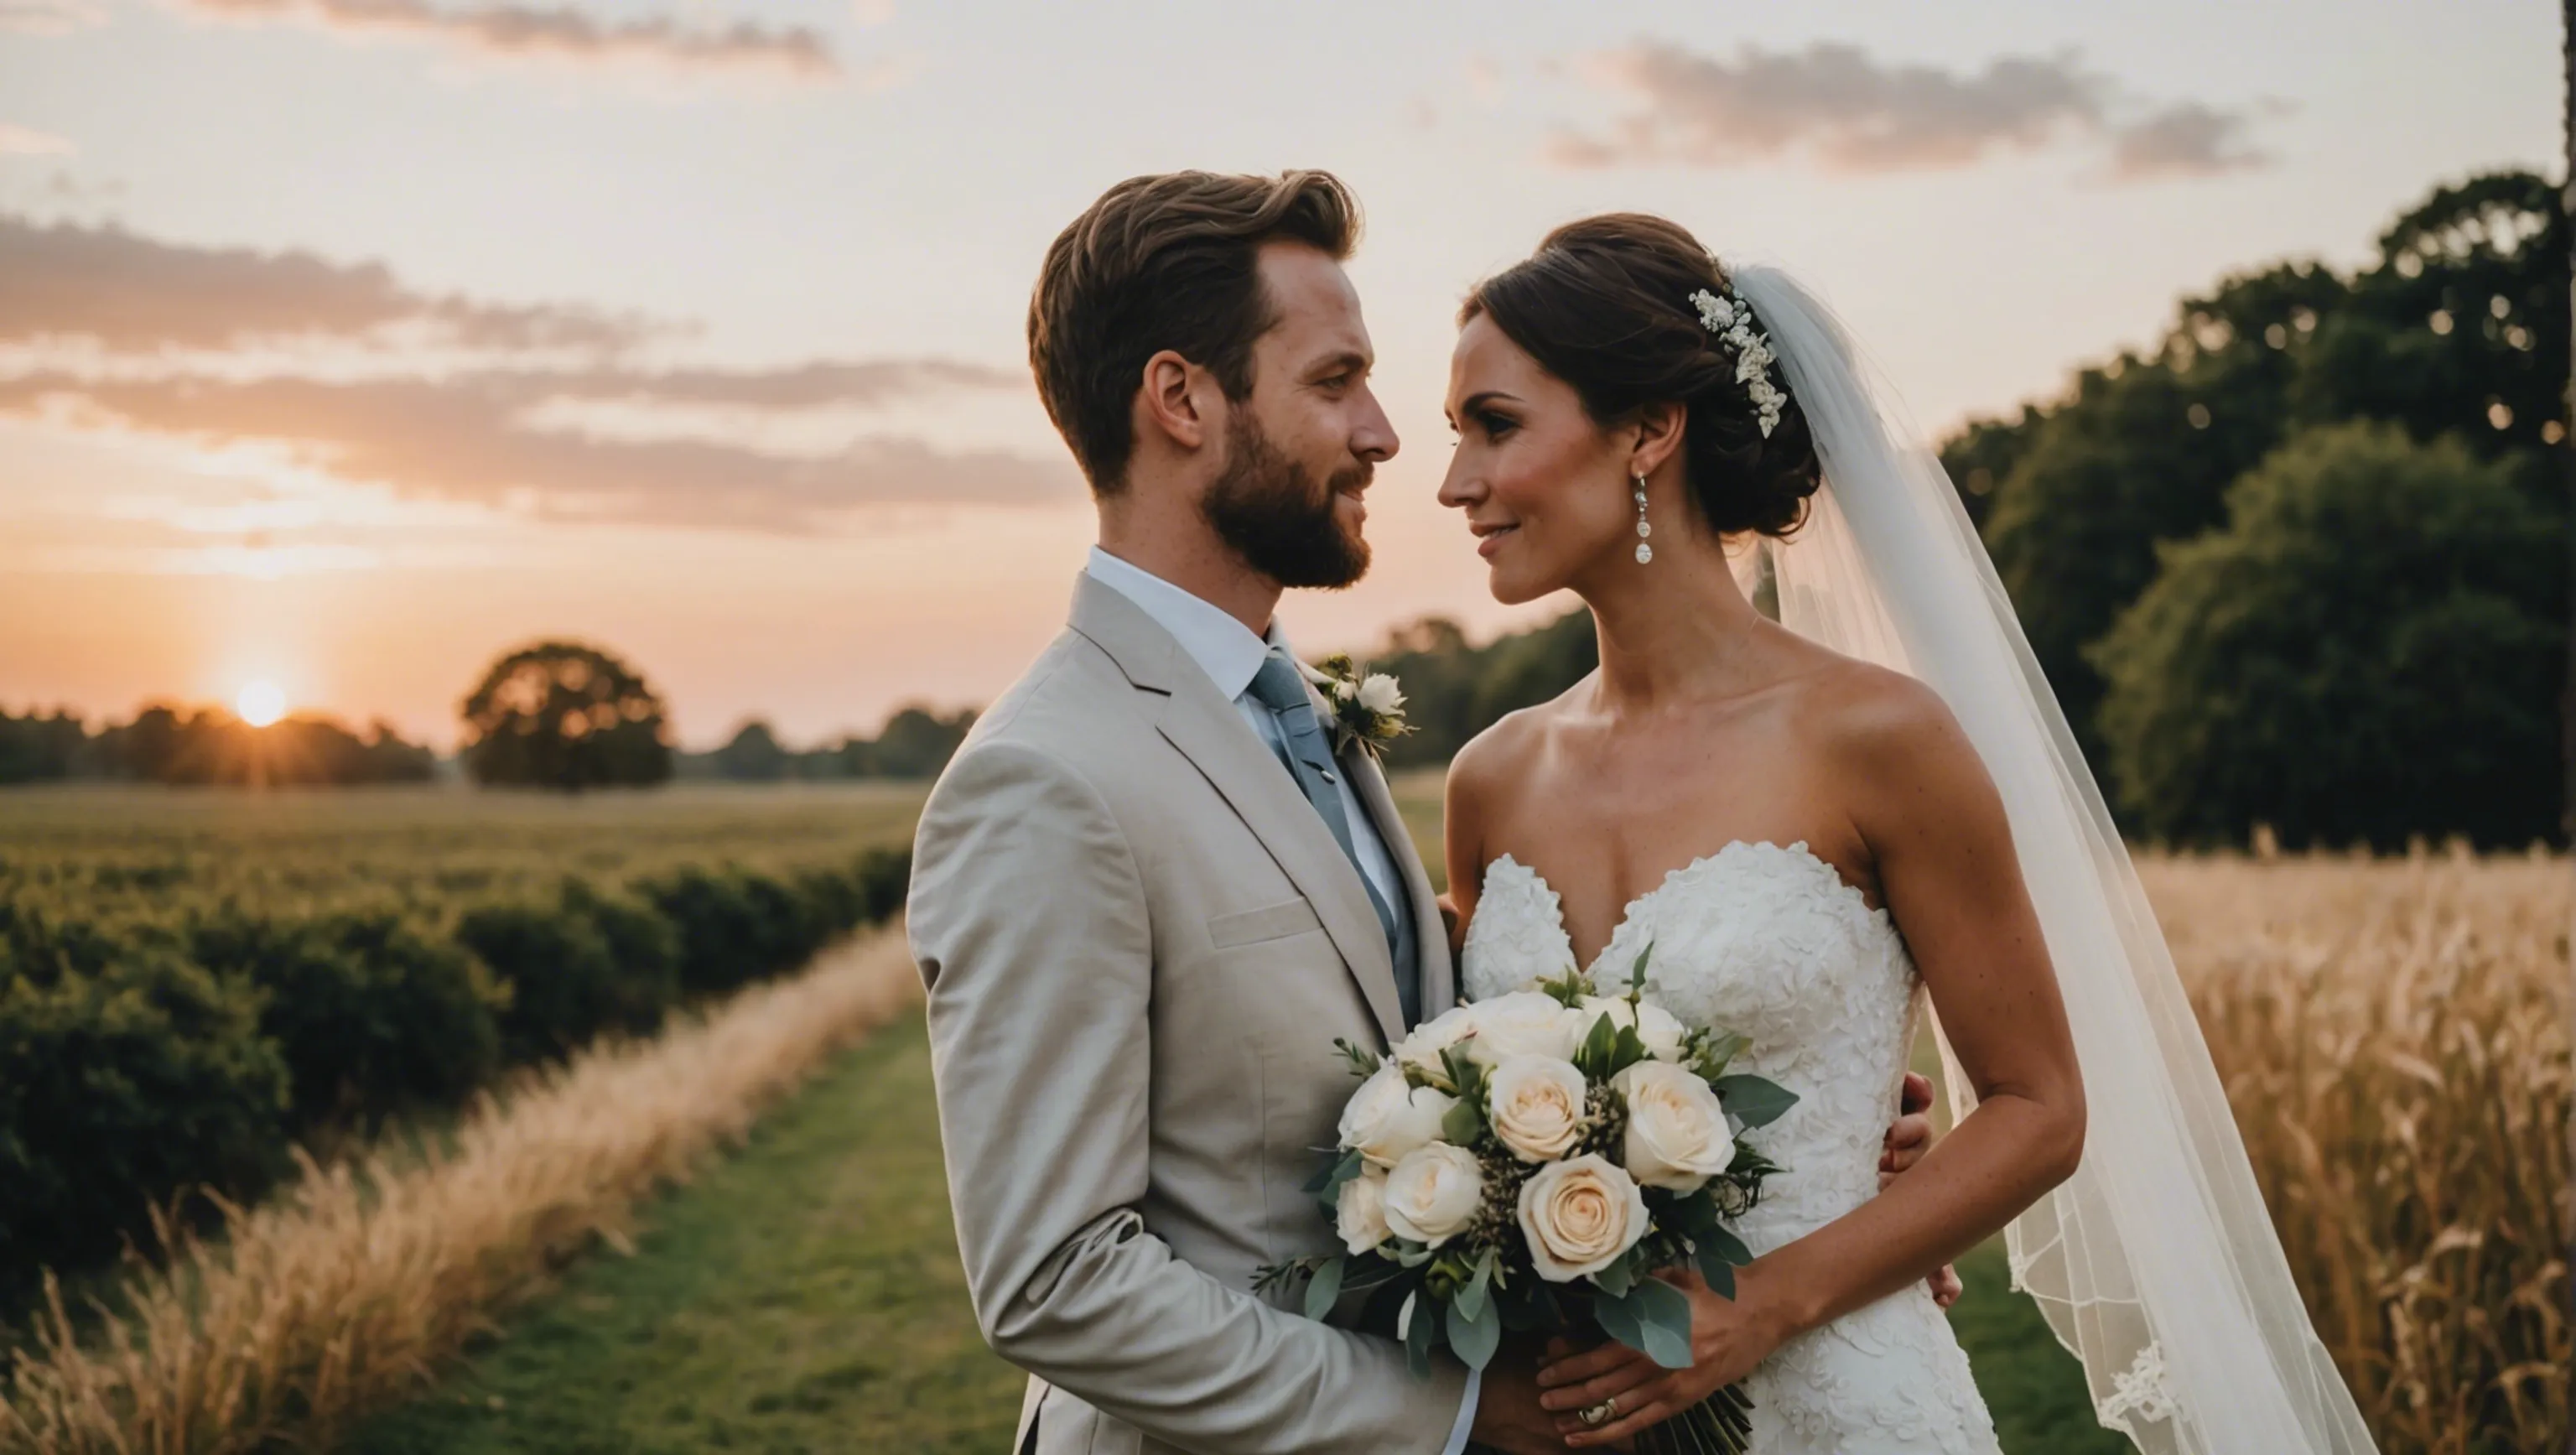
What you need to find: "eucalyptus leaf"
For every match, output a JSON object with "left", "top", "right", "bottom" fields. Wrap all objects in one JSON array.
[
  {"left": 1591, "top": 1250, "right": 1637, "bottom": 1299},
  {"left": 1627, "top": 1277, "right": 1696, "bottom": 1369},
  {"left": 1454, "top": 1250, "right": 1494, "bottom": 1324},
  {"left": 1446, "top": 1291, "right": 1502, "bottom": 1370},
  {"left": 1402, "top": 1286, "right": 1441, "bottom": 1378},
  {"left": 1668, "top": 1188, "right": 1719, "bottom": 1235},
  {"left": 1711, "top": 1073, "right": 1799, "bottom": 1130},
  {"left": 1694, "top": 1241, "right": 1737, "bottom": 1301},
  {"left": 1593, "top": 1283, "right": 1647, "bottom": 1354},
  {"left": 1302, "top": 1254, "right": 1346, "bottom": 1322},
  {"left": 1699, "top": 1224, "right": 1753, "bottom": 1267}
]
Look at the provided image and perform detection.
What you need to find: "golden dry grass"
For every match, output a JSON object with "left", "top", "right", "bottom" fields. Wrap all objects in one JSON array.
[
  {"left": 2139, "top": 849, "right": 2571, "bottom": 1455},
  {"left": 0, "top": 927, "right": 923, "bottom": 1455}
]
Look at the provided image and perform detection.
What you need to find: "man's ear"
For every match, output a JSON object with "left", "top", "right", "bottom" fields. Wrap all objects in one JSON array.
[
  {"left": 1136, "top": 348, "right": 1213, "bottom": 453},
  {"left": 1629, "top": 401, "right": 1687, "bottom": 480}
]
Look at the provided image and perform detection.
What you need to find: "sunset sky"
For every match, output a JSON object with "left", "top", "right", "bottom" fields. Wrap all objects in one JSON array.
[{"left": 0, "top": 0, "right": 2560, "bottom": 749}]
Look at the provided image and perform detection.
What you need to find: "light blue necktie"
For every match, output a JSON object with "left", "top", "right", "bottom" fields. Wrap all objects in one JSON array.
[{"left": 1244, "top": 653, "right": 1420, "bottom": 1026}]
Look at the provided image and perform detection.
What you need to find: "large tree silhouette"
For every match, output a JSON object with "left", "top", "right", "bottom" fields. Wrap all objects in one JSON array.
[{"left": 460, "top": 642, "right": 672, "bottom": 791}]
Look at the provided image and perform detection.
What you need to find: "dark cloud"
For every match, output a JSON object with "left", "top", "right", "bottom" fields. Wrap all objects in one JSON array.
[
  {"left": 179, "top": 0, "right": 837, "bottom": 79},
  {"left": 0, "top": 212, "right": 652, "bottom": 353},
  {"left": 0, "top": 369, "right": 1075, "bottom": 529},
  {"left": 1550, "top": 40, "right": 2271, "bottom": 182}
]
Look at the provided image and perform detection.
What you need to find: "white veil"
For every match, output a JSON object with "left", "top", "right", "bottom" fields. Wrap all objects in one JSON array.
[{"left": 1727, "top": 264, "right": 2378, "bottom": 1455}]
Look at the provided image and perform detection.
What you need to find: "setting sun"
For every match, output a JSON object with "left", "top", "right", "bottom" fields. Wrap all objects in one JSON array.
[{"left": 236, "top": 679, "right": 287, "bottom": 728}]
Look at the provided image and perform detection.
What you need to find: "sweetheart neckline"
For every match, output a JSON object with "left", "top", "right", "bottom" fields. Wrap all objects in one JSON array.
[{"left": 1483, "top": 839, "right": 1893, "bottom": 983}]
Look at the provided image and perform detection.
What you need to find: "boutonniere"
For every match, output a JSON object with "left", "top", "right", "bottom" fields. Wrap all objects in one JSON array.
[{"left": 1298, "top": 653, "right": 1414, "bottom": 762}]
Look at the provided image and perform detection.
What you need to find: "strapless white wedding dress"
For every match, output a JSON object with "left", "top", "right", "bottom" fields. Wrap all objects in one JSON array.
[{"left": 1462, "top": 841, "right": 2002, "bottom": 1455}]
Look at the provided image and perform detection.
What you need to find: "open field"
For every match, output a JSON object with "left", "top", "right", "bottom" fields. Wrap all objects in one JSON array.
[
  {"left": 6, "top": 781, "right": 2563, "bottom": 1454},
  {"left": 0, "top": 782, "right": 933, "bottom": 921}
]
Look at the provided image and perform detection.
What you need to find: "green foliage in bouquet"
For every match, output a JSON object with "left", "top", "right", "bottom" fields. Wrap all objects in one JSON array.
[{"left": 1259, "top": 948, "right": 1798, "bottom": 1454}]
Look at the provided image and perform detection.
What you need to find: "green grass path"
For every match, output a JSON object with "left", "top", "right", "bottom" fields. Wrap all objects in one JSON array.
[
  {"left": 358, "top": 1008, "right": 2121, "bottom": 1454},
  {"left": 354, "top": 1015, "right": 1022, "bottom": 1455}
]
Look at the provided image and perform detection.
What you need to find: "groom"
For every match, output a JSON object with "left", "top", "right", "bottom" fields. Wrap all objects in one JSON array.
[{"left": 908, "top": 169, "right": 1938, "bottom": 1455}]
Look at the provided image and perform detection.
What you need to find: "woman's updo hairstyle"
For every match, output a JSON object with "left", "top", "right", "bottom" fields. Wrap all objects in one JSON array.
[{"left": 1462, "top": 214, "right": 1820, "bottom": 539}]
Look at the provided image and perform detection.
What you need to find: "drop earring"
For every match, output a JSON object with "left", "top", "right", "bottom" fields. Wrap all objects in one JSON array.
[{"left": 1632, "top": 474, "right": 1653, "bottom": 564}]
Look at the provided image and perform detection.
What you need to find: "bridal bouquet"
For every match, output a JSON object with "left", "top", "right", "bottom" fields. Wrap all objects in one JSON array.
[{"left": 1255, "top": 951, "right": 1796, "bottom": 1455}]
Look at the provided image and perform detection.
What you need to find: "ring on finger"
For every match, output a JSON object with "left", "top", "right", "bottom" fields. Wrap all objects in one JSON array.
[{"left": 1578, "top": 1397, "right": 1618, "bottom": 1427}]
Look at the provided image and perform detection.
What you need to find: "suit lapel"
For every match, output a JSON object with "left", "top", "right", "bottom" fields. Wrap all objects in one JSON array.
[
  {"left": 1069, "top": 577, "right": 1405, "bottom": 1047},
  {"left": 1343, "top": 742, "right": 1457, "bottom": 1018}
]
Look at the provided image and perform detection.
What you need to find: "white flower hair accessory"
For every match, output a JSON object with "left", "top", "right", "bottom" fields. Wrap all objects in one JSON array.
[{"left": 1688, "top": 286, "right": 1786, "bottom": 439}]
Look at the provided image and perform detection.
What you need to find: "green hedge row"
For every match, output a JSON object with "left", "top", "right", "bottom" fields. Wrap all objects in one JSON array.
[{"left": 0, "top": 847, "right": 911, "bottom": 1299}]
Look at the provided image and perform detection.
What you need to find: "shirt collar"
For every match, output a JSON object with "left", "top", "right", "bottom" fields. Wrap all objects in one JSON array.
[{"left": 1084, "top": 546, "right": 1294, "bottom": 702}]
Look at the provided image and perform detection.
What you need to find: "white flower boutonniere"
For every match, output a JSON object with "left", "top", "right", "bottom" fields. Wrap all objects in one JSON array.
[{"left": 1299, "top": 653, "right": 1414, "bottom": 762}]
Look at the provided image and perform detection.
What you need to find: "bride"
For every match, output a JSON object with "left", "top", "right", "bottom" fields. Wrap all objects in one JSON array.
[{"left": 1437, "top": 216, "right": 2379, "bottom": 1455}]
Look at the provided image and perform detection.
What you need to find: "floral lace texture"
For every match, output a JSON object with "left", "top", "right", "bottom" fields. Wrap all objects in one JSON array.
[{"left": 1461, "top": 842, "right": 2004, "bottom": 1455}]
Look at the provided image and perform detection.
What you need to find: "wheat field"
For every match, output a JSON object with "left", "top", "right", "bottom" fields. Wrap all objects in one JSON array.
[{"left": 2137, "top": 849, "right": 2569, "bottom": 1455}]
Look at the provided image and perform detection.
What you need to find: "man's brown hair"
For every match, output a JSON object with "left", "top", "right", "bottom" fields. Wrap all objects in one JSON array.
[{"left": 1028, "top": 169, "right": 1359, "bottom": 494}]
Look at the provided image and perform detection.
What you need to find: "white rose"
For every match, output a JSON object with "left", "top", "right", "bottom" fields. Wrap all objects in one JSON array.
[
  {"left": 1463, "top": 992, "right": 1583, "bottom": 1067},
  {"left": 1337, "top": 1064, "right": 1456, "bottom": 1170},
  {"left": 1577, "top": 995, "right": 1688, "bottom": 1062},
  {"left": 1393, "top": 1005, "right": 1479, "bottom": 1078},
  {"left": 1357, "top": 673, "right": 1405, "bottom": 715},
  {"left": 1516, "top": 1153, "right": 1649, "bottom": 1281},
  {"left": 1335, "top": 1169, "right": 1391, "bottom": 1255},
  {"left": 1485, "top": 1055, "right": 1589, "bottom": 1163},
  {"left": 1382, "top": 1143, "right": 1485, "bottom": 1248},
  {"left": 1613, "top": 1061, "right": 1737, "bottom": 1193},
  {"left": 1332, "top": 678, "right": 1358, "bottom": 703}
]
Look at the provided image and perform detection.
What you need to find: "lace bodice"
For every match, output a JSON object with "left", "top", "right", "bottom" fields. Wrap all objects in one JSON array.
[
  {"left": 1462, "top": 841, "right": 1917, "bottom": 1252},
  {"left": 1460, "top": 841, "right": 2002, "bottom": 1454}
]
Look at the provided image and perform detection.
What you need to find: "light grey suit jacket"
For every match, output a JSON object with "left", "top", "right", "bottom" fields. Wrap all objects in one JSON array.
[{"left": 908, "top": 574, "right": 1468, "bottom": 1455}]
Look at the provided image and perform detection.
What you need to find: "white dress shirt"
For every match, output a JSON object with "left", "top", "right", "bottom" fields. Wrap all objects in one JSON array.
[{"left": 1083, "top": 547, "right": 1482, "bottom": 1455}]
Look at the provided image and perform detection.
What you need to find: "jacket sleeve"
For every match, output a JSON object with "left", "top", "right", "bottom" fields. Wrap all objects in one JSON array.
[{"left": 907, "top": 738, "right": 1471, "bottom": 1453}]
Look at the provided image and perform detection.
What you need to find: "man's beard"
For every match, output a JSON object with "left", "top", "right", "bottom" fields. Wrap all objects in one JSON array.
[{"left": 1202, "top": 411, "right": 1372, "bottom": 590}]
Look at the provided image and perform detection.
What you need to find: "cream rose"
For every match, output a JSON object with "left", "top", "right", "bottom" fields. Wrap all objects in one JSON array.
[
  {"left": 1462, "top": 991, "right": 1583, "bottom": 1067},
  {"left": 1485, "top": 1054, "right": 1589, "bottom": 1162},
  {"left": 1576, "top": 995, "right": 1688, "bottom": 1062},
  {"left": 1613, "top": 1060, "right": 1737, "bottom": 1193},
  {"left": 1337, "top": 1064, "right": 1456, "bottom": 1170},
  {"left": 1381, "top": 1143, "right": 1485, "bottom": 1248},
  {"left": 1392, "top": 1005, "right": 1479, "bottom": 1078},
  {"left": 1335, "top": 1168, "right": 1391, "bottom": 1255},
  {"left": 1516, "top": 1153, "right": 1649, "bottom": 1281},
  {"left": 1356, "top": 673, "right": 1405, "bottom": 715}
]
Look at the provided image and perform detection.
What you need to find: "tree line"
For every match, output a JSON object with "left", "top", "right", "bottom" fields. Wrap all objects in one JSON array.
[
  {"left": 0, "top": 642, "right": 977, "bottom": 791},
  {"left": 0, "top": 705, "right": 435, "bottom": 787}
]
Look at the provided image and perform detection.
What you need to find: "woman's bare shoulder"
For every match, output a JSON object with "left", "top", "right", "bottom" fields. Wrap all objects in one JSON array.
[{"left": 1448, "top": 679, "right": 1583, "bottom": 809}]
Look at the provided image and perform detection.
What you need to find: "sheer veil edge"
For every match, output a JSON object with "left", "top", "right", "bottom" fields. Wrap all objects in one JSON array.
[{"left": 1728, "top": 264, "right": 2378, "bottom": 1455}]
